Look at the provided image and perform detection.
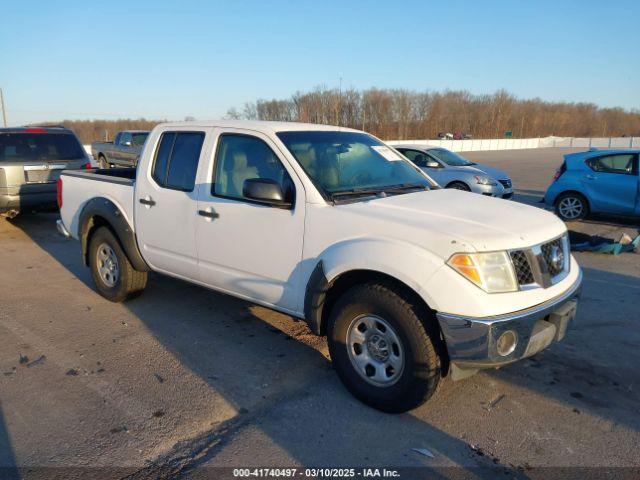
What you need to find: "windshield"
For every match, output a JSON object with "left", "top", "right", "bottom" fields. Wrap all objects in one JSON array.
[
  {"left": 0, "top": 133, "right": 85, "bottom": 162},
  {"left": 429, "top": 148, "right": 474, "bottom": 167},
  {"left": 277, "top": 131, "right": 430, "bottom": 199},
  {"left": 131, "top": 132, "right": 149, "bottom": 146}
]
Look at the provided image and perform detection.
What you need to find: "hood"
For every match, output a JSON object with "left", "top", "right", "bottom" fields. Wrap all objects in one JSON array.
[
  {"left": 335, "top": 189, "right": 566, "bottom": 255},
  {"left": 467, "top": 162, "right": 510, "bottom": 180}
]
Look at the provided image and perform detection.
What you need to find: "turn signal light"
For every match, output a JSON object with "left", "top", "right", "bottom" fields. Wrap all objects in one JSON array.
[{"left": 449, "top": 254, "right": 482, "bottom": 285}]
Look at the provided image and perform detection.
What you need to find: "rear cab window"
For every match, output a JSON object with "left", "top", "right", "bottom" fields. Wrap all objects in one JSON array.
[{"left": 151, "top": 131, "right": 205, "bottom": 191}]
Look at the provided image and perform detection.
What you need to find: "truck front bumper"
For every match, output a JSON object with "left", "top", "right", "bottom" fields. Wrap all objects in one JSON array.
[{"left": 436, "top": 269, "right": 582, "bottom": 380}]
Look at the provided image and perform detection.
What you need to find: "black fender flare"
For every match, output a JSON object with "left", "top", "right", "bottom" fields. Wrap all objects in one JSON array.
[{"left": 79, "top": 197, "right": 150, "bottom": 272}]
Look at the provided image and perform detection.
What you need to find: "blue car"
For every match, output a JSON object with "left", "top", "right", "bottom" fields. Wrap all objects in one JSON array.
[{"left": 544, "top": 149, "right": 640, "bottom": 221}]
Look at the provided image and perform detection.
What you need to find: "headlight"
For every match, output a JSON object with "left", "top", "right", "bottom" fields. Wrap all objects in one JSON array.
[
  {"left": 448, "top": 251, "right": 518, "bottom": 293},
  {"left": 474, "top": 175, "right": 498, "bottom": 186}
]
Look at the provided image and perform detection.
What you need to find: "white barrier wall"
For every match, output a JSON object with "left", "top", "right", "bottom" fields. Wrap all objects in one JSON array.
[
  {"left": 84, "top": 137, "right": 639, "bottom": 157},
  {"left": 385, "top": 137, "right": 640, "bottom": 152}
]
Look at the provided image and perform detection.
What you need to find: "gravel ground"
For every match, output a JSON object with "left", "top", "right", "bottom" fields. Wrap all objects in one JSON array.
[{"left": 0, "top": 147, "right": 638, "bottom": 479}]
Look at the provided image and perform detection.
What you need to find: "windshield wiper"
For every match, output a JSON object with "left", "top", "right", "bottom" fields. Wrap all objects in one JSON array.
[
  {"left": 381, "top": 183, "right": 428, "bottom": 193},
  {"left": 330, "top": 183, "right": 427, "bottom": 201},
  {"left": 330, "top": 187, "right": 385, "bottom": 199}
]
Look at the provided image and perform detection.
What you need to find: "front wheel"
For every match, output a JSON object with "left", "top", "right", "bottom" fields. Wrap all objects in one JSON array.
[
  {"left": 446, "top": 181, "right": 471, "bottom": 191},
  {"left": 555, "top": 192, "right": 588, "bottom": 221},
  {"left": 327, "top": 282, "right": 442, "bottom": 413},
  {"left": 89, "top": 227, "right": 147, "bottom": 302}
]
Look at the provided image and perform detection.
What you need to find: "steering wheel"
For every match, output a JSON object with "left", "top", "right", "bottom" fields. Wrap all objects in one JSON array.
[{"left": 348, "top": 170, "right": 373, "bottom": 185}]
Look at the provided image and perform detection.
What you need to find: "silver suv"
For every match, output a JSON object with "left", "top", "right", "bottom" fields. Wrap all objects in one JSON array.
[{"left": 0, "top": 126, "right": 90, "bottom": 217}]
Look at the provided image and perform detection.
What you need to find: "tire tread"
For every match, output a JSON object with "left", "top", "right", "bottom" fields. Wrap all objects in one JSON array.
[{"left": 328, "top": 280, "right": 441, "bottom": 412}]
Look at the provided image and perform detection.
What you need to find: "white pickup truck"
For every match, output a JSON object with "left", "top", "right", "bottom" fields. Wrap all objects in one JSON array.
[{"left": 57, "top": 121, "right": 582, "bottom": 412}]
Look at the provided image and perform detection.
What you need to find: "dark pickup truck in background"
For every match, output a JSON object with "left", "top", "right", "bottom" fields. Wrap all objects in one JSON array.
[
  {"left": 91, "top": 130, "right": 149, "bottom": 168},
  {"left": 0, "top": 126, "right": 90, "bottom": 217}
]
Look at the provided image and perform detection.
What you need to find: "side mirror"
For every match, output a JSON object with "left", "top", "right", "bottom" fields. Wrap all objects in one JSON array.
[
  {"left": 425, "top": 160, "right": 440, "bottom": 168},
  {"left": 243, "top": 178, "right": 292, "bottom": 208}
]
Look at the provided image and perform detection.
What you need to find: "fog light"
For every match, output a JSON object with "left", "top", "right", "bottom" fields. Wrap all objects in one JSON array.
[{"left": 497, "top": 330, "right": 518, "bottom": 356}]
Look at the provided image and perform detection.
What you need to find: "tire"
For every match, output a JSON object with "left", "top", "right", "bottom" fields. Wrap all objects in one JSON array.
[
  {"left": 98, "top": 155, "right": 110, "bottom": 169},
  {"left": 89, "top": 227, "right": 147, "bottom": 302},
  {"left": 555, "top": 192, "right": 588, "bottom": 221},
  {"left": 446, "top": 181, "right": 471, "bottom": 191},
  {"left": 327, "top": 282, "right": 441, "bottom": 413}
]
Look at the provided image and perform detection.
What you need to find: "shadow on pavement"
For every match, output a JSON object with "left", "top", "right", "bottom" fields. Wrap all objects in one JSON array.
[
  {"left": 0, "top": 404, "right": 19, "bottom": 480},
  {"left": 486, "top": 264, "right": 640, "bottom": 434},
  {"left": 7, "top": 213, "right": 525, "bottom": 478},
  {"left": 513, "top": 189, "right": 545, "bottom": 206}
]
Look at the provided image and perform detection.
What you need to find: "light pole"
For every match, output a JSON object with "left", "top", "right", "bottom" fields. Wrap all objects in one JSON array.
[{"left": 0, "top": 88, "right": 7, "bottom": 127}]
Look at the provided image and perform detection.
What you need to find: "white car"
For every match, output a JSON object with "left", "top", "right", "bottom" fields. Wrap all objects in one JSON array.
[{"left": 57, "top": 121, "right": 582, "bottom": 412}]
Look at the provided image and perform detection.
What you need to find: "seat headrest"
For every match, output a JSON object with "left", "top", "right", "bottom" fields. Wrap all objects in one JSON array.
[{"left": 226, "top": 149, "right": 248, "bottom": 170}]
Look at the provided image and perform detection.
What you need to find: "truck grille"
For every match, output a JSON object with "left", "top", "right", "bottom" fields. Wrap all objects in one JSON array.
[
  {"left": 498, "top": 179, "right": 512, "bottom": 189},
  {"left": 510, "top": 250, "right": 535, "bottom": 285},
  {"left": 541, "top": 237, "right": 565, "bottom": 277},
  {"left": 510, "top": 235, "right": 569, "bottom": 288}
]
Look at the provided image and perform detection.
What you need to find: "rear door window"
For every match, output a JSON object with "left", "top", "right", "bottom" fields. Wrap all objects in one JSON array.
[
  {"left": 131, "top": 132, "right": 148, "bottom": 146},
  {"left": 151, "top": 132, "right": 205, "bottom": 191},
  {"left": 587, "top": 154, "right": 637, "bottom": 175}
]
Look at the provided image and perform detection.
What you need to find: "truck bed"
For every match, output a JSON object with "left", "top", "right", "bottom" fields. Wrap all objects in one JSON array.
[{"left": 59, "top": 168, "right": 137, "bottom": 239}]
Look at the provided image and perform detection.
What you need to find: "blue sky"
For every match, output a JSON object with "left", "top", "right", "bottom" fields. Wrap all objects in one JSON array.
[{"left": 1, "top": 0, "right": 638, "bottom": 126}]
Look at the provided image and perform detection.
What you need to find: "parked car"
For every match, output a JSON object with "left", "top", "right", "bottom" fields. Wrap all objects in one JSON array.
[
  {"left": 394, "top": 145, "right": 513, "bottom": 198},
  {"left": 92, "top": 130, "right": 149, "bottom": 168},
  {"left": 544, "top": 149, "right": 639, "bottom": 221},
  {"left": 0, "top": 126, "right": 90, "bottom": 217},
  {"left": 57, "top": 121, "right": 582, "bottom": 412}
]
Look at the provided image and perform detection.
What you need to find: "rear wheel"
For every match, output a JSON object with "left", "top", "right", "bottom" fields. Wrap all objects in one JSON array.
[
  {"left": 89, "top": 227, "right": 147, "bottom": 302},
  {"left": 555, "top": 192, "right": 588, "bottom": 221},
  {"left": 98, "top": 155, "right": 110, "bottom": 169},
  {"left": 446, "top": 181, "right": 470, "bottom": 191},
  {"left": 327, "top": 282, "right": 441, "bottom": 413}
]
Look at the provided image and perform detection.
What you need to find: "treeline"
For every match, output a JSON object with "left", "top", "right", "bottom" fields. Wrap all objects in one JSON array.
[
  {"left": 38, "top": 119, "right": 165, "bottom": 144},
  {"left": 226, "top": 88, "right": 640, "bottom": 140},
  {"left": 42, "top": 88, "right": 640, "bottom": 143}
]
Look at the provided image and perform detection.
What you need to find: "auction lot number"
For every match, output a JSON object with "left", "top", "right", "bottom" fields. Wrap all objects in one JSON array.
[{"left": 233, "top": 468, "right": 400, "bottom": 478}]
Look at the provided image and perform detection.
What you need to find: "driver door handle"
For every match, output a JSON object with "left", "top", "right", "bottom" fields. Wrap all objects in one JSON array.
[
  {"left": 198, "top": 208, "right": 219, "bottom": 220},
  {"left": 585, "top": 174, "right": 597, "bottom": 180},
  {"left": 139, "top": 197, "right": 156, "bottom": 207}
]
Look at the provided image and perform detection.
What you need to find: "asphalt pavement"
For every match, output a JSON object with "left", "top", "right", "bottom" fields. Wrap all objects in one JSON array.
[{"left": 0, "top": 148, "right": 638, "bottom": 479}]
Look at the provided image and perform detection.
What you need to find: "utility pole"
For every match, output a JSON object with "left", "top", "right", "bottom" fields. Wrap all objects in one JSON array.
[{"left": 0, "top": 88, "right": 7, "bottom": 127}]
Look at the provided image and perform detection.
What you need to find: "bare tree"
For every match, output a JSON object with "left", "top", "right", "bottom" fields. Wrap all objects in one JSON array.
[{"left": 227, "top": 87, "right": 640, "bottom": 139}]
